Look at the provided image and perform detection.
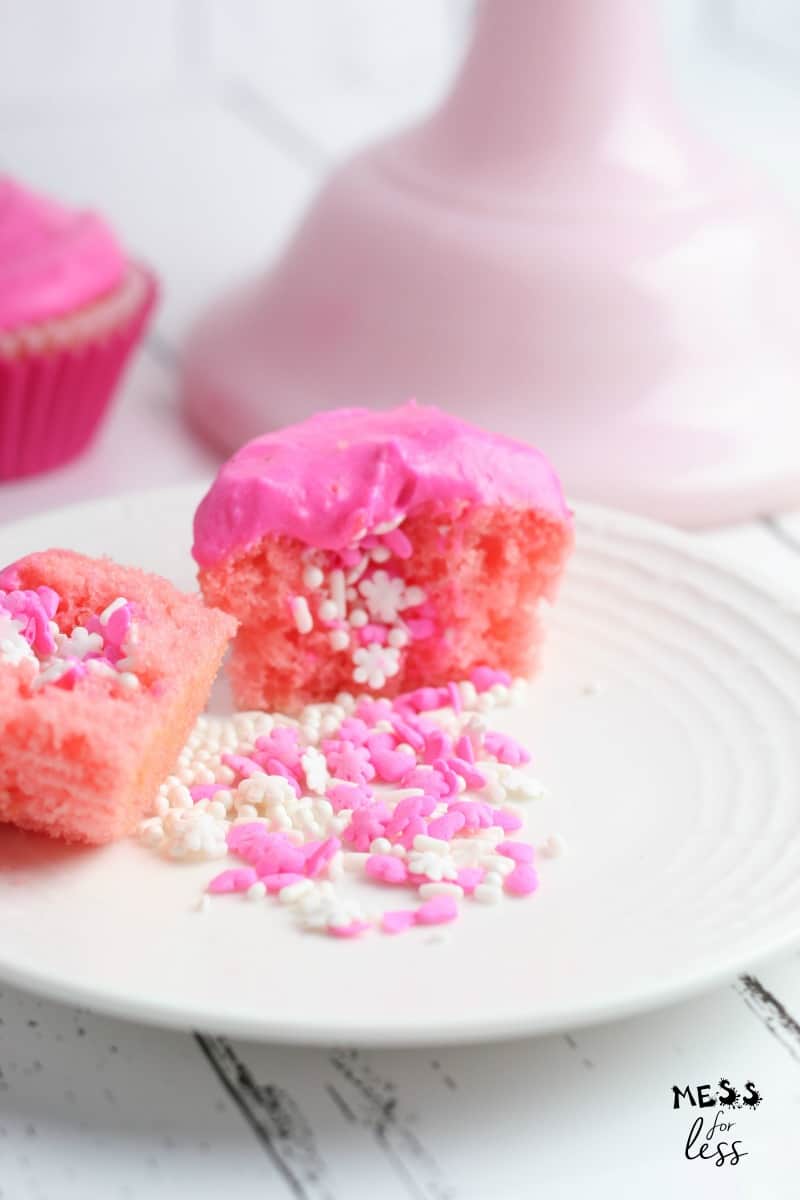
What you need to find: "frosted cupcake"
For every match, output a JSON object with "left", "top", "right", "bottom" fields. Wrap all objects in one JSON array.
[
  {"left": 194, "top": 403, "right": 573, "bottom": 712},
  {"left": 0, "top": 177, "right": 157, "bottom": 480}
]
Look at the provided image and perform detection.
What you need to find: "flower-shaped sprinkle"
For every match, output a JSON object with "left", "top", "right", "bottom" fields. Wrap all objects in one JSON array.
[
  {"left": 0, "top": 614, "right": 37, "bottom": 668},
  {"left": 407, "top": 849, "right": 458, "bottom": 882},
  {"left": 301, "top": 747, "right": 330, "bottom": 796},
  {"left": 55, "top": 626, "right": 104, "bottom": 661},
  {"left": 358, "top": 571, "right": 425, "bottom": 625},
  {"left": 352, "top": 642, "right": 400, "bottom": 690}
]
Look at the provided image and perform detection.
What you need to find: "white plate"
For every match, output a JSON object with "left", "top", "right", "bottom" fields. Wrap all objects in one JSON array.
[{"left": 2, "top": 485, "right": 800, "bottom": 1046}]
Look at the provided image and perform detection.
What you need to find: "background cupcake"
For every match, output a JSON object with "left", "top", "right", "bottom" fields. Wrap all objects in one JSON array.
[{"left": 0, "top": 177, "right": 157, "bottom": 481}]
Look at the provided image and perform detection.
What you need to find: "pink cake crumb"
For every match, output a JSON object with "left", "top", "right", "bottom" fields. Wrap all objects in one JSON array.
[{"left": 0, "top": 549, "right": 236, "bottom": 844}]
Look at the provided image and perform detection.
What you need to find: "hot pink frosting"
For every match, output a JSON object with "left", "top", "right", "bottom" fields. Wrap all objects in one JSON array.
[
  {"left": 192, "top": 403, "right": 571, "bottom": 567},
  {"left": 0, "top": 177, "right": 126, "bottom": 331}
]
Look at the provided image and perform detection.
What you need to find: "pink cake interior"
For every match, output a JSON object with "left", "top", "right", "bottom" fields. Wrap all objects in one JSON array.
[
  {"left": 200, "top": 501, "right": 572, "bottom": 713},
  {"left": 0, "top": 549, "right": 235, "bottom": 844}
]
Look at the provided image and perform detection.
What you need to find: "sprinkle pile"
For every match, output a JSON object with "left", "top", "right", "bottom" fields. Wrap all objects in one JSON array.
[
  {"left": 0, "top": 583, "right": 140, "bottom": 691},
  {"left": 140, "top": 668, "right": 566, "bottom": 938},
  {"left": 291, "top": 513, "right": 431, "bottom": 690}
]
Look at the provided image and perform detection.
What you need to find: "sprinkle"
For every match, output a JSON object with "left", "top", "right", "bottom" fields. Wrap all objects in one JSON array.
[
  {"left": 540, "top": 832, "right": 568, "bottom": 858},
  {"left": 291, "top": 595, "right": 314, "bottom": 635},
  {"left": 416, "top": 895, "right": 459, "bottom": 925},
  {"left": 303, "top": 565, "right": 324, "bottom": 590},
  {"left": 418, "top": 882, "right": 464, "bottom": 900},
  {"left": 381, "top": 909, "right": 417, "bottom": 934},
  {"left": 349, "top": 608, "right": 368, "bottom": 628},
  {"left": 329, "top": 569, "right": 346, "bottom": 619},
  {"left": 329, "top": 629, "right": 350, "bottom": 652},
  {"left": 504, "top": 864, "right": 539, "bottom": 896},
  {"left": 473, "top": 883, "right": 502, "bottom": 905}
]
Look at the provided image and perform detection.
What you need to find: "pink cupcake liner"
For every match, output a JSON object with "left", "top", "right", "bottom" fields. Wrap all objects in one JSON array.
[{"left": 0, "top": 263, "right": 158, "bottom": 482}]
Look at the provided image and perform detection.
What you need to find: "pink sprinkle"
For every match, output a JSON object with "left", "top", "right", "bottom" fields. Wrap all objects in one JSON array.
[
  {"left": 456, "top": 866, "right": 485, "bottom": 894},
  {"left": 190, "top": 784, "right": 227, "bottom": 802},
  {"left": 323, "top": 740, "right": 376, "bottom": 784},
  {"left": 334, "top": 718, "right": 370, "bottom": 746},
  {"left": 455, "top": 734, "right": 474, "bottom": 764},
  {"left": 447, "top": 756, "right": 487, "bottom": 790},
  {"left": 427, "top": 811, "right": 466, "bottom": 840},
  {"left": 497, "top": 840, "right": 535, "bottom": 864},
  {"left": 504, "top": 864, "right": 539, "bottom": 896},
  {"left": 382, "top": 527, "right": 413, "bottom": 559},
  {"left": 431, "top": 759, "right": 460, "bottom": 799},
  {"left": 261, "top": 872, "right": 307, "bottom": 893},
  {"left": 304, "top": 836, "right": 341, "bottom": 878},
  {"left": 406, "top": 617, "right": 435, "bottom": 640},
  {"left": 355, "top": 698, "right": 394, "bottom": 724},
  {"left": 254, "top": 727, "right": 302, "bottom": 772},
  {"left": 388, "top": 713, "right": 425, "bottom": 750},
  {"left": 492, "top": 807, "right": 523, "bottom": 833},
  {"left": 222, "top": 753, "right": 265, "bottom": 779},
  {"left": 226, "top": 823, "right": 272, "bottom": 853},
  {"left": 416, "top": 895, "right": 459, "bottom": 925},
  {"left": 103, "top": 602, "right": 133, "bottom": 648},
  {"left": 328, "top": 920, "right": 371, "bottom": 939},
  {"left": 483, "top": 731, "right": 531, "bottom": 766},
  {"left": 359, "top": 623, "right": 388, "bottom": 645},
  {"left": 470, "top": 666, "right": 512, "bottom": 692},
  {"left": 253, "top": 838, "right": 306, "bottom": 873},
  {"left": 393, "top": 815, "right": 427, "bottom": 850},
  {"left": 326, "top": 782, "right": 374, "bottom": 812},
  {"left": 402, "top": 765, "right": 450, "bottom": 799},
  {"left": 341, "top": 802, "right": 391, "bottom": 850},
  {"left": 366, "top": 854, "right": 409, "bottom": 884},
  {"left": 447, "top": 681, "right": 462, "bottom": 714},
  {"left": 449, "top": 800, "right": 494, "bottom": 830},
  {"left": 207, "top": 868, "right": 258, "bottom": 895},
  {"left": 398, "top": 686, "right": 447, "bottom": 713},
  {"left": 422, "top": 728, "right": 452, "bottom": 764},
  {"left": 381, "top": 909, "right": 417, "bottom": 934},
  {"left": 339, "top": 547, "right": 362, "bottom": 567},
  {"left": 371, "top": 748, "right": 415, "bottom": 783}
]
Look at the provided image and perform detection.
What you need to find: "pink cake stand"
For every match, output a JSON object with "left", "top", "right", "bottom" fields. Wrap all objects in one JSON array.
[{"left": 182, "top": 0, "right": 800, "bottom": 527}]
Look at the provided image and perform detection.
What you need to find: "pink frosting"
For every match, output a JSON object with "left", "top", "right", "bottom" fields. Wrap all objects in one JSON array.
[
  {"left": 192, "top": 403, "right": 571, "bottom": 566},
  {"left": 0, "top": 177, "right": 126, "bottom": 331}
]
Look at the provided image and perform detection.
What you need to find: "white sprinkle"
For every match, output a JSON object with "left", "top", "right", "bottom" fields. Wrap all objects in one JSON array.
[
  {"left": 279, "top": 879, "right": 314, "bottom": 905},
  {"left": 345, "top": 557, "right": 370, "bottom": 585},
  {"left": 373, "top": 515, "right": 405, "bottom": 534},
  {"left": 117, "top": 672, "right": 139, "bottom": 692},
  {"left": 303, "top": 564, "right": 324, "bottom": 590},
  {"left": 329, "top": 629, "right": 350, "bottom": 652},
  {"left": 387, "top": 626, "right": 409, "bottom": 648},
  {"left": 349, "top": 607, "right": 368, "bottom": 628},
  {"left": 291, "top": 595, "right": 313, "bottom": 635},
  {"left": 474, "top": 884, "right": 502, "bottom": 905},
  {"left": 418, "top": 882, "right": 464, "bottom": 900},
  {"left": 99, "top": 596, "right": 127, "bottom": 625},
  {"left": 318, "top": 599, "right": 338, "bottom": 623},
  {"left": 370, "top": 545, "right": 391, "bottom": 563},
  {"left": 329, "top": 569, "right": 346, "bottom": 619},
  {"left": 247, "top": 881, "right": 267, "bottom": 901},
  {"left": 412, "top": 834, "right": 451, "bottom": 855},
  {"left": 370, "top": 837, "right": 392, "bottom": 854},
  {"left": 541, "top": 832, "right": 568, "bottom": 858},
  {"left": 403, "top": 585, "right": 426, "bottom": 607},
  {"left": 345, "top": 851, "right": 369, "bottom": 872}
]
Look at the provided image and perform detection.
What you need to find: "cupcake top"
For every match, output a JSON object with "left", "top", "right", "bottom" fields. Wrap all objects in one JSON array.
[
  {"left": 0, "top": 177, "right": 126, "bottom": 332},
  {"left": 193, "top": 402, "right": 572, "bottom": 567}
]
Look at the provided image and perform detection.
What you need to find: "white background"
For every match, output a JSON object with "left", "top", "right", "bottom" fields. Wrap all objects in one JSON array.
[{"left": 2, "top": 3, "right": 800, "bottom": 1196}]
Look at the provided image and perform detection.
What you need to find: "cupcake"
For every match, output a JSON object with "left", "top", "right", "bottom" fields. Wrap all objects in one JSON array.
[
  {"left": 0, "top": 177, "right": 157, "bottom": 480},
  {"left": 193, "top": 402, "right": 573, "bottom": 712}
]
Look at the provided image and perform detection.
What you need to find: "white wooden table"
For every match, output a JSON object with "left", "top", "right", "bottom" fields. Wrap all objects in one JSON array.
[{"left": 2, "top": 4, "right": 800, "bottom": 1195}]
